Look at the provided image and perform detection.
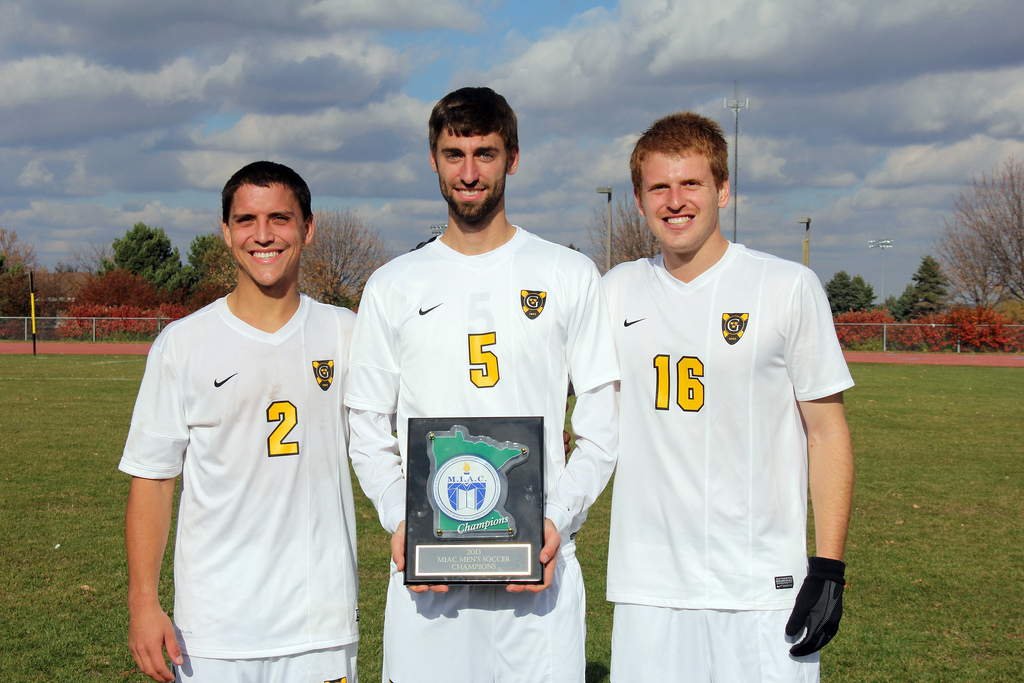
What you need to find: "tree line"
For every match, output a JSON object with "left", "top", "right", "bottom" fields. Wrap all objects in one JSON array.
[
  {"left": 824, "top": 255, "right": 951, "bottom": 321},
  {"left": 0, "top": 209, "right": 391, "bottom": 320},
  {"left": 5, "top": 153, "right": 1023, "bottom": 325}
]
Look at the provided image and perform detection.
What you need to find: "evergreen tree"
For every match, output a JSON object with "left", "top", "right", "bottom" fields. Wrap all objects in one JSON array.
[
  {"left": 111, "top": 222, "right": 192, "bottom": 294},
  {"left": 889, "top": 284, "right": 917, "bottom": 321},
  {"left": 910, "top": 255, "right": 949, "bottom": 317},
  {"left": 825, "top": 270, "right": 873, "bottom": 315},
  {"left": 186, "top": 232, "right": 236, "bottom": 305},
  {"left": 851, "top": 275, "right": 876, "bottom": 310}
]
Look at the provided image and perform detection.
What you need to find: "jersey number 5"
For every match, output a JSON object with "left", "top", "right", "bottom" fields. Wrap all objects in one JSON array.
[
  {"left": 468, "top": 332, "right": 500, "bottom": 388},
  {"left": 267, "top": 400, "right": 300, "bottom": 456},
  {"left": 653, "top": 355, "right": 705, "bottom": 412}
]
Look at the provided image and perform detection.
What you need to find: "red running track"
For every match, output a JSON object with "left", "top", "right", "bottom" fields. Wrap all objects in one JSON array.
[
  {"left": 0, "top": 342, "right": 153, "bottom": 355},
  {"left": 844, "top": 351, "right": 1024, "bottom": 368},
  {"left": 3, "top": 342, "right": 1023, "bottom": 368}
]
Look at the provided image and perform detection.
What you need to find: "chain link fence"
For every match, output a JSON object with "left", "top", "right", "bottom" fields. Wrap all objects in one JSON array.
[
  {"left": 0, "top": 316, "right": 172, "bottom": 343},
  {"left": 835, "top": 322, "right": 1024, "bottom": 353},
  {"left": 4, "top": 316, "right": 1023, "bottom": 352}
]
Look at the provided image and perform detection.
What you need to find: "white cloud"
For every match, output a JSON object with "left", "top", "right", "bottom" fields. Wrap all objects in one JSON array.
[
  {"left": 1, "top": 0, "right": 1023, "bottom": 294},
  {"left": 192, "top": 93, "right": 429, "bottom": 156},
  {"left": 299, "top": 0, "right": 483, "bottom": 31},
  {"left": 0, "top": 55, "right": 211, "bottom": 109},
  {"left": 16, "top": 158, "right": 54, "bottom": 187},
  {"left": 866, "top": 135, "right": 1024, "bottom": 188}
]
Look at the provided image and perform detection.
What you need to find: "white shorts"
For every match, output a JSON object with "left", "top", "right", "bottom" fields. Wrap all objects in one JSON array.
[
  {"left": 381, "top": 541, "right": 586, "bottom": 683},
  {"left": 175, "top": 643, "right": 357, "bottom": 683},
  {"left": 610, "top": 604, "right": 819, "bottom": 683}
]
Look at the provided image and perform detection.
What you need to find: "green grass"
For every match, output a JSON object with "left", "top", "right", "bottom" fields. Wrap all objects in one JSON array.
[
  {"left": 824, "top": 364, "right": 1024, "bottom": 681},
  {"left": 0, "top": 357, "right": 1021, "bottom": 681}
]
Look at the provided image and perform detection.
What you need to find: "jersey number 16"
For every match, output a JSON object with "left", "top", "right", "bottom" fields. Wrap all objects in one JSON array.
[{"left": 653, "top": 355, "right": 705, "bottom": 412}]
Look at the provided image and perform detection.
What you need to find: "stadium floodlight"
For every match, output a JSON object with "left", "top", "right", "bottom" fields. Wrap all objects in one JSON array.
[
  {"left": 798, "top": 218, "right": 811, "bottom": 267},
  {"left": 868, "top": 238, "right": 895, "bottom": 302},
  {"left": 430, "top": 223, "right": 447, "bottom": 236},
  {"left": 596, "top": 187, "right": 612, "bottom": 272}
]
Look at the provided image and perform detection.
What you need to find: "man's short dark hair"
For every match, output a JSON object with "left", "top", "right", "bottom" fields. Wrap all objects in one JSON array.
[
  {"left": 221, "top": 161, "right": 312, "bottom": 223},
  {"left": 630, "top": 112, "right": 729, "bottom": 195},
  {"left": 428, "top": 87, "right": 518, "bottom": 158}
]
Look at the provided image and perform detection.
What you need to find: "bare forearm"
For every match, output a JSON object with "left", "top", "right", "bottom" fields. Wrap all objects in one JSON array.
[
  {"left": 809, "top": 439, "right": 853, "bottom": 559},
  {"left": 802, "top": 395, "right": 855, "bottom": 561},
  {"left": 125, "top": 477, "right": 176, "bottom": 607}
]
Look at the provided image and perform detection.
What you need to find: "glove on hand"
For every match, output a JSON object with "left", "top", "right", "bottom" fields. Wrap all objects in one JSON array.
[{"left": 785, "top": 556, "right": 846, "bottom": 656}]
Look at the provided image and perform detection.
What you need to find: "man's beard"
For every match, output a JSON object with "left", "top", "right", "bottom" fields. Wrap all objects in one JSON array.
[{"left": 439, "top": 174, "right": 506, "bottom": 228}]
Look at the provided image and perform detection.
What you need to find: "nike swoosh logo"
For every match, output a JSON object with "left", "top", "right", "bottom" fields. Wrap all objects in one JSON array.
[
  {"left": 623, "top": 318, "right": 646, "bottom": 327},
  {"left": 419, "top": 303, "right": 443, "bottom": 316},
  {"left": 213, "top": 373, "right": 238, "bottom": 388}
]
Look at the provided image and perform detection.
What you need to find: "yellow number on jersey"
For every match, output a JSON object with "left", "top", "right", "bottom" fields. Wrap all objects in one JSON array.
[
  {"left": 267, "top": 400, "right": 299, "bottom": 457},
  {"left": 654, "top": 354, "right": 672, "bottom": 410},
  {"left": 653, "top": 355, "right": 705, "bottom": 412},
  {"left": 468, "top": 332, "right": 500, "bottom": 388}
]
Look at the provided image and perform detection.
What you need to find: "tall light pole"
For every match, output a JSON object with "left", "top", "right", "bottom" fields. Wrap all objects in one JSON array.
[
  {"left": 797, "top": 218, "right": 811, "bottom": 267},
  {"left": 596, "top": 186, "right": 612, "bottom": 272},
  {"left": 868, "top": 238, "right": 895, "bottom": 302},
  {"left": 724, "top": 81, "right": 748, "bottom": 243}
]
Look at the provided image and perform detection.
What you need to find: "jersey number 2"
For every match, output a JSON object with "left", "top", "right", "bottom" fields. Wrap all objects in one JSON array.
[
  {"left": 653, "top": 355, "right": 705, "bottom": 412},
  {"left": 468, "top": 332, "right": 500, "bottom": 388},
  {"left": 267, "top": 401, "right": 299, "bottom": 456}
]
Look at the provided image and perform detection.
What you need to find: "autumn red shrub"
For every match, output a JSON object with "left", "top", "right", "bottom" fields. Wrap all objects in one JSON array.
[
  {"left": 833, "top": 307, "right": 1024, "bottom": 352},
  {"left": 944, "top": 306, "right": 1011, "bottom": 351},
  {"left": 0, "top": 318, "right": 25, "bottom": 340},
  {"left": 887, "top": 312, "right": 955, "bottom": 352},
  {"left": 190, "top": 280, "right": 232, "bottom": 310},
  {"left": 57, "top": 302, "right": 189, "bottom": 341},
  {"left": 833, "top": 309, "right": 895, "bottom": 350},
  {"left": 76, "top": 270, "right": 160, "bottom": 309}
]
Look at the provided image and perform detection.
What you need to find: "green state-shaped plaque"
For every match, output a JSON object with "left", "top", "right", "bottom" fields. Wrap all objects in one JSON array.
[{"left": 405, "top": 417, "right": 544, "bottom": 584}]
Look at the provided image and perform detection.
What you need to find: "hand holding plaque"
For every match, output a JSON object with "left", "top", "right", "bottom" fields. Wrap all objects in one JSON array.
[{"left": 404, "top": 417, "right": 545, "bottom": 585}]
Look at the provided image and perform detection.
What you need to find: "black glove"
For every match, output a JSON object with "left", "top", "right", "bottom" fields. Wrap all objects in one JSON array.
[{"left": 785, "top": 556, "right": 846, "bottom": 656}]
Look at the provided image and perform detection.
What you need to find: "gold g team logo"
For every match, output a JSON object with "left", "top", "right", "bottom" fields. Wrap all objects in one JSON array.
[
  {"left": 312, "top": 360, "right": 334, "bottom": 391},
  {"left": 722, "top": 313, "right": 749, "bottom": 345},
  {"left": 521, "top": 290, "right": 546, "bottom": 319}
]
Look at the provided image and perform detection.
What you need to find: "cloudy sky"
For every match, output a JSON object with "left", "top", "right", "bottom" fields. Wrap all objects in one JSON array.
[{"left": 4, "top": 0, "right": 1024, "bottom": 300}]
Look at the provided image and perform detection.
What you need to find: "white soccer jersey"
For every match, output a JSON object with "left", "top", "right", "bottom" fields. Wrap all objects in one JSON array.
[
  {"left": 119, "top": 295, "right": 360, "bottom": 659},
  {"left": 604, "top": 244, "right": 853, "bottom": 610},
  {"left": 344, "top": 227, "right": 619, "bottom": 537}
]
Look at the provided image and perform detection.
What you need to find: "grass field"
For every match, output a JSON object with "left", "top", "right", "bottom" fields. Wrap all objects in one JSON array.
[{"left": 0, "top": 355, "right": 1021, "bottom": 682}]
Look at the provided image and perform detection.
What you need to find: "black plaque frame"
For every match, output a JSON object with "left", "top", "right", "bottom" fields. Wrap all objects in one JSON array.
[{"left": 405, "top": 416, "right": 545, "bottom": 584}]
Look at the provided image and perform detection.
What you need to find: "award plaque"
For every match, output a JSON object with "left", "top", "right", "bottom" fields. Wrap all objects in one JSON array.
[{"left": 404, "top": 416, "right": 545, "bottom": 585}]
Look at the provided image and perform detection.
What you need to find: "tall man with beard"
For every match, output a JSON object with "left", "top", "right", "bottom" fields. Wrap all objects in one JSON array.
[{"left": 344, "top": 87, "right": 619, "bottom": 682}]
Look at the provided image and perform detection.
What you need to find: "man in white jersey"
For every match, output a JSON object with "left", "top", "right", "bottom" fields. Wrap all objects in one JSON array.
[
  {"left": 604, "top": 112, "right": 855, "bottom": 682},
  {"left": 344, "top": 87, "right": 618, "bottom": 682},
  {"left": 121, "top": 161, "right": 359, "bottom": 683}
]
